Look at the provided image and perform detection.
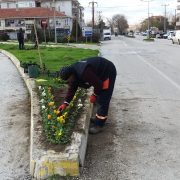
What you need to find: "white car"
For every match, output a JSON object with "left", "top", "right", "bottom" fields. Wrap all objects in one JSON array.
[
  {"left": 172, "top": 30, "right": 180, "bottom": 44},
  {"left": 167, "top": 31, "right": 175, "bottom": 40}
]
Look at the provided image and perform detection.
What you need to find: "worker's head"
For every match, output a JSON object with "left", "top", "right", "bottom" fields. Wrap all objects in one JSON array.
[{"left": 59, "top": 66, "right": 74, "bottom": 81}]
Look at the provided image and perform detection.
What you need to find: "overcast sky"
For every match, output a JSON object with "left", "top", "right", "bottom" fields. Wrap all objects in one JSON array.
[{"left": 78, "top": 0, "right": 177, "bottom": 25}]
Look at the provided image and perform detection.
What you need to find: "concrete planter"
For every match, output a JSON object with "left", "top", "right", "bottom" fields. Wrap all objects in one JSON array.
[{"left": 0, "top": 49, "right": 93, "bottom": 179}]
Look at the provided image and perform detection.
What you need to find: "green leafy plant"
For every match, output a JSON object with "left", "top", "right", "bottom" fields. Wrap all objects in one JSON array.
[{"left": 39, "top": 85, "right": 85, "bottom": 144}]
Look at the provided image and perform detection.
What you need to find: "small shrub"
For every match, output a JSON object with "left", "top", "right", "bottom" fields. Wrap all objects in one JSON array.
[{"left": 0, "top": 33, "right": 9, "bottom": 41}]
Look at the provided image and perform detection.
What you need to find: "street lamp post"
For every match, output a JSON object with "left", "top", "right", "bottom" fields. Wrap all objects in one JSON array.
[
  {"left": 141, "top": 0, "right": 153, "bottom": 38},
  {"left": 162, "top": 4, "right": 169, "bottom": 33}
]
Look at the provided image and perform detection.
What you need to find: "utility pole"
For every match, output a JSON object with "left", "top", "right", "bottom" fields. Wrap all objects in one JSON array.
[
  {"left": 162, "top": 4, "right": 169, "bottom": 33},
  {"left": 141, "top": 0, "right": 153, "bottom": 39},
  {"left": 89, "top": 1, "right": 97, "bottom": 30}
]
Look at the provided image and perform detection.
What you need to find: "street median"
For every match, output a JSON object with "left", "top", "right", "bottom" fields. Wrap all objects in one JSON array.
[{"left": 0, "top": 49, "right": 93, "bottom": 179}]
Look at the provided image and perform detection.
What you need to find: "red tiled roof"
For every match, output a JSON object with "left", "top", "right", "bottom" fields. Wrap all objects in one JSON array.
[{"left": 0, "top": 7, "right": 66, "bottom": 19}]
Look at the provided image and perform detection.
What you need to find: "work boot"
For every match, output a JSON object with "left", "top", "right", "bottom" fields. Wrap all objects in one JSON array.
[
  {"left": 89, "top": 116, "right": 106, "bottom": 134},
  {"left": 89, "top": 124, "right": 104, "bottom": 134}
]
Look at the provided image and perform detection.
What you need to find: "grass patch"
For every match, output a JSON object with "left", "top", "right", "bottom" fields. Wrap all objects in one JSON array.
[
  {"left": 0, "top": 43, "right": 98, "bottom": 71},
  {"left": 0, "top": 43, "right": 99, "bottom": 86},
  {"left": 143, "top": 38, "right": 154, "bottom": 42}
]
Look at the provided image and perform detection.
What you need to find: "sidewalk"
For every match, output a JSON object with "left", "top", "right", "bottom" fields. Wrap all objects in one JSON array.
[{"left": 0, "top": 53, "right": 31, "bottom": 179}]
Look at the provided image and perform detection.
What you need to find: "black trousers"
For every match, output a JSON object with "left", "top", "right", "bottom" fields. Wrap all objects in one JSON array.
[
  {"left": 97, "top": 63, "right": 117, "bottom": 117},
  {"left": 18, "top": 40, "right": 24, "bottom": 50}
]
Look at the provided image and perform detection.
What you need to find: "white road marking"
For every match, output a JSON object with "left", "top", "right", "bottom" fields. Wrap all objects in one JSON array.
[
  {"left": 123, "top": 41, "right": 128, "bottom": 47},
  {"left": 134, "top": 51, "right": 180, "bottom": 91}
]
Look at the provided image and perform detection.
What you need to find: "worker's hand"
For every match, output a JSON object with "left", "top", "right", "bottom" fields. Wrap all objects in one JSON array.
[
  {"left": 89, "top": 93, "right": 97, "bottom": 103},
  {"left": 102, "top": 78, "right": 109, "bottom": 90},
  {"left": 58, "top": 103, "right": 68, "bottom": 112}
]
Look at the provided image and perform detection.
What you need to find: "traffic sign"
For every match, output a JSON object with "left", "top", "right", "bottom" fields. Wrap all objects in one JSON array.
[
  {"left": 82, "top": 27, "right": 93, "bottom": 37},
  {"left": 41, "top": 19, "right": 48, "bottom": 29}
]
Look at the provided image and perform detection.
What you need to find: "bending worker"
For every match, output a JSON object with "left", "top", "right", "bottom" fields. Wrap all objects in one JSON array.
[{"left": 58, "top": 56, "right": 117, "bottom": 134}]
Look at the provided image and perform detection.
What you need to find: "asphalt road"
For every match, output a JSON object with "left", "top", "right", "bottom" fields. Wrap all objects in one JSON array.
[
  {"left": 0, "top": 53, "right": 31, "bottom": 180},
  {"left": 77, "top": 36, "right": 180, "bottom": 180}
]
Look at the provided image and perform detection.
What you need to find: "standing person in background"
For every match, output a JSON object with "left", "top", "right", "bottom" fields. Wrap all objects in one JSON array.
[
  {"left": 58, "top": 56, "right": 117, "bottom": 134},
  {"left": 17, "top": 28, "right": 24, "bottom": 50}
]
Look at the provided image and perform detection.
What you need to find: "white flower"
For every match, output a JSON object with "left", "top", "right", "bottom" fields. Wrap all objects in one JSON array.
[
  {"left": 78, "top": 103, "right": 83, "bottom": 108},
  {"left": 41, "top": 105, "right": 46, "bottom": 110},
  {"left": 38, "top": 86, "right": 42, "bottom": 90},
  {"left": 42, "top": 91, "right": 46, "bottom": 97},
  {"left": 78, "top": 99, "right": 82, "bottom": 103},
  {"left": 39, "top": 99, "right": 45, "bottom": 104}
]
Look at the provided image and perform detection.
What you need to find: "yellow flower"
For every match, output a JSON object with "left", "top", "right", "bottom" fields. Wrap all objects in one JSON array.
[
  {"left": 73, "top": 95, "right": 77, "bottom": 101},
  {"left": 48, "top": 102, "right": 54, "bottom": 106},
  {"left": 48, "top": 114, "right": 51, "bottom": 120},
  {"left": 57, "top": 116, "right": 65, "bottom": 124},
  {"left": 55, "top": 130, "right": 62, "bottom": 137},
  {"left": 56, "top": 110, "right": 60, "bottom": 115},
  {"left": 58, "top": 131, "right": 62, "bottom": 136},
  {"left": 54, "top": 110, "right": 57, "bottom": 114},
  {"left": 64, "top": 112, "right": 68, "bottom": 118}
]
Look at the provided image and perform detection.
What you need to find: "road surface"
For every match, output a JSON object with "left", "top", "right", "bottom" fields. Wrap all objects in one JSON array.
[
  {"left": 0, "top": 53, "right": 31, "bottom": 180},
  {"left": 78, "top": 36, "right": 180, "bottom": 180}
]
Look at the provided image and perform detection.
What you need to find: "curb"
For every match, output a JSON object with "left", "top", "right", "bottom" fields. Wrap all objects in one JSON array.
[{"left": 0, "top": 49, "right": 93, "bottom": 179}]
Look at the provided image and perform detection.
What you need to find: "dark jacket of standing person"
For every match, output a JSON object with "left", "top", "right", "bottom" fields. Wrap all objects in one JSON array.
[
  {"left": 58, "top": 56, "right": 117, "bottom": 134},
  {"left": 17, "top": 28, "right": 24, "bottom": 50}
]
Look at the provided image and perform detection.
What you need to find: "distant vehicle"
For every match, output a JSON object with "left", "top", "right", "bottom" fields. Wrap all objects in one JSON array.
[
  {"left": 128, "top": 32, "right": 134, "bottom": 37},
  {"left": 172, "top": 30, "right": 180, "bottom": 44},
  {"left": 163, "top": 33, "right": 168, "bottom": 39},
  {"left": 156, "top": 31, "right": 164, "bottom": 39},
  {"left": 103, "top": 29, "right": 111, "bottom": 40},
  {"left": 167, "top": 31, "right": 175, "bottom": 40},
  {"left": 163, "top": 31, "right": 175, "bottom": 39},
  {"left": 141, "top": 32, "right": 147, "bottom": 36}
]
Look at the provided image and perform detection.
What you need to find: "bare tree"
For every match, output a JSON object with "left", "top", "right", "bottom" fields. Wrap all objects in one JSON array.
[
  {"left": 112, "top": 14, "right": 129, "bottom": 34},
  {"left": 106, "top": 18, "right": 114, "bottom": 33}
]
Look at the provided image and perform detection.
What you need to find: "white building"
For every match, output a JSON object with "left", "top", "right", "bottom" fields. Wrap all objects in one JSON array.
[
  {"left": 0, "top": 0, "right": 85, "bottom": 32},
  {"left": 0, "top": 0, "right": 36, "bottom": 8}
]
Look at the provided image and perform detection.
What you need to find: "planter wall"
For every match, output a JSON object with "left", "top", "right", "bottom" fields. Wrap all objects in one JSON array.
[{"left": 0, "top": 49, "right": 93, "bottom": 179}]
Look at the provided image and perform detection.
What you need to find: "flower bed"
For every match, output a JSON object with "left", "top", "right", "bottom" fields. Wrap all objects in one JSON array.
[{"left": 39, "top": 85, "right": 86, "bottom": 144}]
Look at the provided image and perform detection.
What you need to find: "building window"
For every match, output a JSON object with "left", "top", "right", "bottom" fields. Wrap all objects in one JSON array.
[{"left": 36, "top": 2, "right": 41, "bottom": 7}]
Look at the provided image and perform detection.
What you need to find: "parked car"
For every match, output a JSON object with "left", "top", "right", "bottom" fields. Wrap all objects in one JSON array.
[
  {"left": 167, "top": 31, "right": 175, "bottom": 40},
  {"left": 156, "top": 32, "right": 164, "bottom": 39},
  {"left": 141, "top": 31, "right": 147, "bottom": 36},
  {"left": 172, "top": 30, "right": 180, "bottom": 44},
  {"left": 163, "top": 33, "right": 168, "bottom": 39}
]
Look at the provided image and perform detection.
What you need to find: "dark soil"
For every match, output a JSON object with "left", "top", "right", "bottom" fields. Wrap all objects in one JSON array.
[{"left": 51, "top": 86, "right": 68, "bottom": 107}]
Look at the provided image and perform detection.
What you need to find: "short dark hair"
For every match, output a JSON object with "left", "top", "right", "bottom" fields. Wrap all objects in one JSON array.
[{"left": 59, "top": 66, "right": 74, "bottom": 80}]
